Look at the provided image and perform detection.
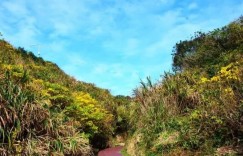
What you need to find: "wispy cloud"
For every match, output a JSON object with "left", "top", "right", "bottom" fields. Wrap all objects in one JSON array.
[{"left": 0, "top": 0, "right": 242, "bottom": 95}]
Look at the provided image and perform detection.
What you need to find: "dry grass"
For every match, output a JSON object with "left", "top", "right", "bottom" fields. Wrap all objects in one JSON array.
[{"left": 0, "top": 72, "right": 93, "bottom": 155}]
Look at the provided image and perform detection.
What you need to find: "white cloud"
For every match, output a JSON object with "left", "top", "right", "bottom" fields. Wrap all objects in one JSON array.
[
  {"left": 61, "top": 53, "right": 86, "bottom": 77},
  {"left": 93, "top": 64, "right": 108, "bottom": 74},
  {"left": 121, "top": 38, "right": 140, "bottom": 57},
  {"left": 159, "top": 0, "right": 175, "bottom": 5},
  {"left": 1, "top": 0, "right": 28, "bottom": 18},
  {"left": 188, "top": 2, "right": 198, "bottom": 10},
  {"left": 1, "top": 0, "right": 243, "bottom": 95}
]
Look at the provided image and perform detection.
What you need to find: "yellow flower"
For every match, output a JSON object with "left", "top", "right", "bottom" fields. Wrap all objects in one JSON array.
[
  {"left": 224, "top": 87, "right": 234, "bottom": 96},
  {"left": 210, "top": 76, "right": 220, "bottom": 82},
  {"left": 200, "top": 77, "right": 208, "bottom": 83}
]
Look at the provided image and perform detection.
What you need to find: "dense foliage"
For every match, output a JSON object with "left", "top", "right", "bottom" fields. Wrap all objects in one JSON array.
[
  {"left": 125, "top": 17, "right": 243, "bottom": 155},
  {"left": 0, "top": 39, "right": 129, "bottom": 155}
]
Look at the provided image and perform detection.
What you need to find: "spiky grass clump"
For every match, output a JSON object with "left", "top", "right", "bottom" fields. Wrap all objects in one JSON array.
[{"left": 0, "top": 71, "right": 93, "bottom": 155}]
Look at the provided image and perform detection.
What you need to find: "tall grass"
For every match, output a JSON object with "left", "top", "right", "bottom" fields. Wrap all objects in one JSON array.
[
  {"left": 126, "top": 61, "right": 243, "bottom": 155},
  {"left": 0, "top": 71, "right": 93, "bottom": 155}
]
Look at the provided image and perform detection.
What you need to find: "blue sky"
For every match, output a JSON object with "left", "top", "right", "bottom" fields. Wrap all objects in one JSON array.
[{"left": 0, "top": 0, "right": 242, "bottom": 95}]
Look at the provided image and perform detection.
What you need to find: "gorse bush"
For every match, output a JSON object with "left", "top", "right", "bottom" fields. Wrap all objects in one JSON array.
[
  {"left": 125, "top": 17, "right": 243, "bottom": 155},
  {"left": 65, "top": 91, "right": 113, "bottom": 137}
]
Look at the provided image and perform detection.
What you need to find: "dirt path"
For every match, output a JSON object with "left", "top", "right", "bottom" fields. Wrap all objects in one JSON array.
[{"left": 98, "top": 146, "right": 123, "bottom": 156}]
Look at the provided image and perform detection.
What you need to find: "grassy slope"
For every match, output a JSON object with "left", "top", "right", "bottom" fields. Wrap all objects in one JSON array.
[
  {"left": 0, "top": 39, "right": 123, "bottom": 155},
  {"left": 125, "top": 17, "right": 243, "bottom": 155}
]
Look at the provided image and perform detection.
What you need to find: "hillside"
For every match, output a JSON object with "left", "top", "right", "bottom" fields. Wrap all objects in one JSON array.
[
  {"left": 0, "top": 39, "right": 130, "bottom": 155},
  {"left": 1, "top": 16, "right": 242, "bottom": 156},
  {"left": 124, "top": 17, "right": 243, "bottom": 155}
]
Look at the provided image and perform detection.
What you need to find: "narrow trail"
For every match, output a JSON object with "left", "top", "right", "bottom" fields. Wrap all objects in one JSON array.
[{"left": 98, "top": 146, "right": 123, "bottom": 156}]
